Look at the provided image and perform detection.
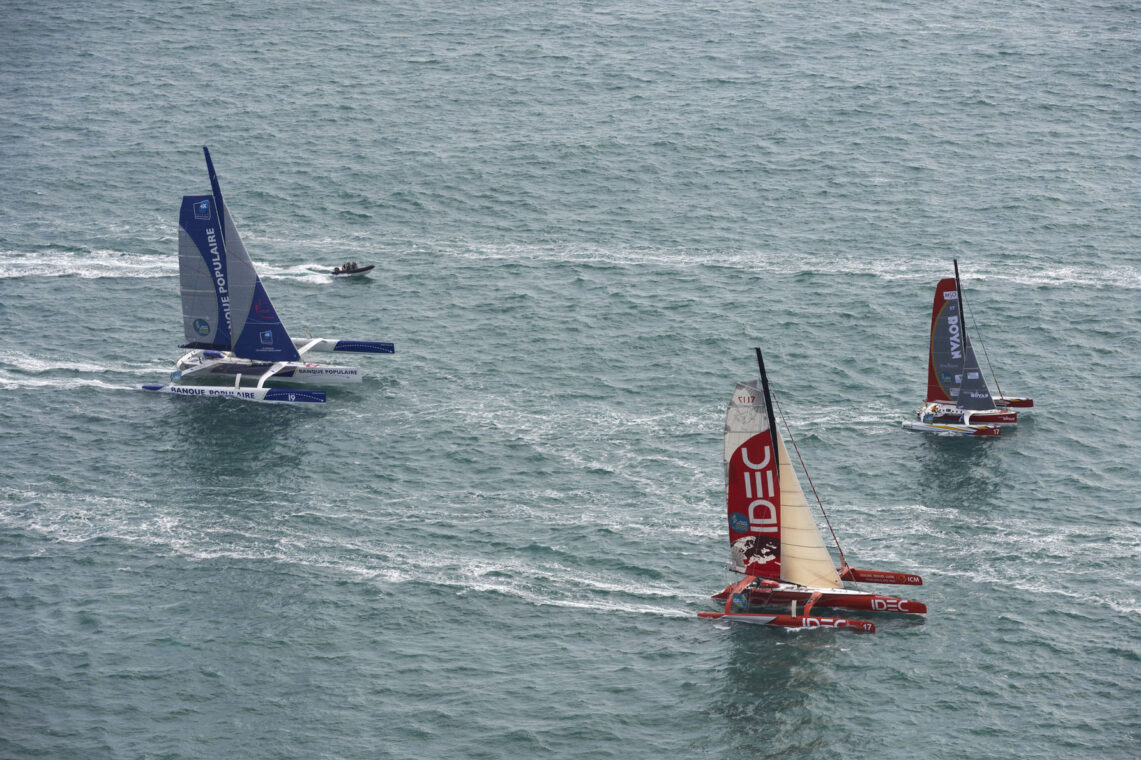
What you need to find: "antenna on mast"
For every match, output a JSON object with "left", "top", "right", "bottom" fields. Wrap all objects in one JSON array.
[{"left": 754, "top": 346, "right": 781, "bottom": 491}]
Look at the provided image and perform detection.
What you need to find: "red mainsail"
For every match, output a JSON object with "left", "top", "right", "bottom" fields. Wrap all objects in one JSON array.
[{"left": 725, "top": 383, "right": 781, "bottom": 579}]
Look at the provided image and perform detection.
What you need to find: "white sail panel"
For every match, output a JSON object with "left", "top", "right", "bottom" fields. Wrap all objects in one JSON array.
[
  {"left": 724, "top": 380, "right": 768, "bottom": 464},
  {"left": 776, "top": 437, "right": 841, "bottom": 588},
  {"left": 178, "top": 195, "right": 232, "bottom": 349},
  {"left": 219, "top": 203, "right": 257, "bottom": 349}
]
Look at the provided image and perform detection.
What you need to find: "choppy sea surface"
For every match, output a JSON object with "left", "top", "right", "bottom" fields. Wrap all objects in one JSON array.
[{"left": 2, "top": 2, "right": 1139, "bottom": 758}]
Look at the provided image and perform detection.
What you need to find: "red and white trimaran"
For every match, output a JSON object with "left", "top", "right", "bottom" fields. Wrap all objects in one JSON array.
[
  {"left": 903, "top": 260, "right": 1033, "bottom": 437},
  {"left": 699, "top": 348, "right": 926, "bottom": 632}
]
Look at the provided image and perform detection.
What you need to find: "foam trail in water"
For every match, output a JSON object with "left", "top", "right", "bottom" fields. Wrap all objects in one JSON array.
[
  {"left": 0, "top": 372, "right": 141, "bottom": 392},
  {"left": 0, "top": 249, "right": 175, "bottom": 279},
  {"left": 1, "top": 352, "right": 167, "bottom": 376}
]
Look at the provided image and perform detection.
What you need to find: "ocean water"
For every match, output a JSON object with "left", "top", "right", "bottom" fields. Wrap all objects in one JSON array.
[{"left": 1, "top": 1, "right": 1139, "bottom": 758}]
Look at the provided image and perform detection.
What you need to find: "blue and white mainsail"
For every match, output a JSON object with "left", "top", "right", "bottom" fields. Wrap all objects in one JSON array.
[{"left": 178, "top": 147, "right": 299, "bottom": 362}]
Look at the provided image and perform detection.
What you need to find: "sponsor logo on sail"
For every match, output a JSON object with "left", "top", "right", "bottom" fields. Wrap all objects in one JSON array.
[
  {"left": 205, "top": 227, "right": 231, "bottom": 332},
  {"left": 260, "top": 329, "right": 273, "bottom": 345},
  {"left": 253, "top": 298, "right": 274, "bottom": 320},
  {"left": 193, "top": 318, "right": 210, "bottom": 336},
  {"left": 728, "top": 431, "right": 781, "bottom": 573},
  {"left": 740, "top": 443, "right": 778, "bottom": 532},
  {"left": 946, "top": 315, "right": 962, "bottom": 359}
]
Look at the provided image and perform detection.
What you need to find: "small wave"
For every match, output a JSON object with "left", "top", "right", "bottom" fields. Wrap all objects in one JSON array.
[
  {"left": 432, "top": 243, "right": 1141, "bottom": 290},
  {"left": 935, "top": 564, "right": 1140, "bottom": 617},
  {"left": 0, "top": 372, "right": 140, "bottom": 392}
]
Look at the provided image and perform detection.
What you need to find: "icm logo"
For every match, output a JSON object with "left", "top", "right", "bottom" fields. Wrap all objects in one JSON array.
[
  {"left": 194, "top": 199, "right": 211, "bottom": 220},
  {"left": 728, "top": 512, "right": 749, "bottom": 534},
  {"left": 193, "top": 318, "right": 210, "bottom": 336},
  {"left": 260, "top": 329, "right": 273, "bottom": 345}
]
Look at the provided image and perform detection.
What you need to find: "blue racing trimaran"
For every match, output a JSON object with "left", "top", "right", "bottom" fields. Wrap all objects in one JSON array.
[{"left": 142, "top": 147, "right": 394, "bottom": 403}]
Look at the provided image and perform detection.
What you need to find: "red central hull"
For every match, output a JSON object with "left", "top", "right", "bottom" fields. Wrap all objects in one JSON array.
[{"left": 709, "top": 577, "right": 927, "bottom": 616}]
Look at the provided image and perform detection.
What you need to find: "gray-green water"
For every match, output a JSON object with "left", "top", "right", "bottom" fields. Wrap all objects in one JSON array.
[{"left": 2, "top": 2, "right": 1138, "bottom": 757}]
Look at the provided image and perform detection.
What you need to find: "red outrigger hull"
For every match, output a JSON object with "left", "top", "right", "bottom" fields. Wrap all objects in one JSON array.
[
  {"left": 995, "top": 396, "right": 1034, "bottom": 408},
  {"left": 840, "top": 567, "right": 923, "bottom": 585},
  {"left": 698, "top": 611, "right": 876, "bottom": 632}
]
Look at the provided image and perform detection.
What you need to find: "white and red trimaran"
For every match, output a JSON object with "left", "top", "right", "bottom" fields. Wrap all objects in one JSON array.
[
  {"left": 903, "top": 261, "right": 1033, "bottom": 436},
  {"left": 699, "top": 348, "right": 926, "bottom": 632}
]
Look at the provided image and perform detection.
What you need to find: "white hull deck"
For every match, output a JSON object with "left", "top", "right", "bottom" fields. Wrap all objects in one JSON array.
[{"left": 173, "top": 350, "right": 363, "bottom": 385}]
